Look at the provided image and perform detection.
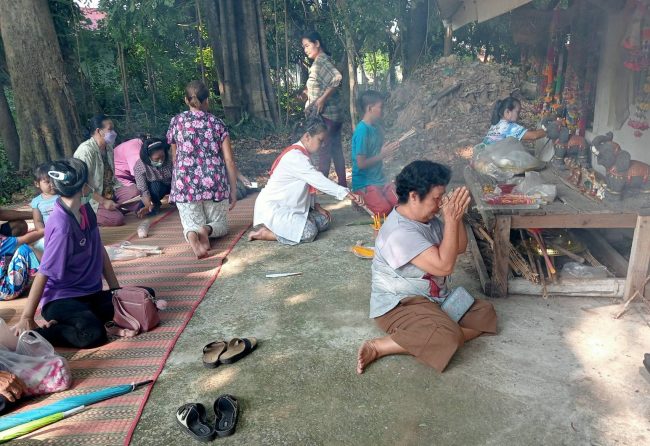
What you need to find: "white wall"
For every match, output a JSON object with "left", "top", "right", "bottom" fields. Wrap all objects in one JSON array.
[{"left": 590, "top": 9, "right": 650, "bottom": 167}]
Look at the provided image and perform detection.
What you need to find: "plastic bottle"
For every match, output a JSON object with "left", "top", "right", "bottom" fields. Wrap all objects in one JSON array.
[{"left": 137, "top": 219, "right": 151, "bottom": 238}]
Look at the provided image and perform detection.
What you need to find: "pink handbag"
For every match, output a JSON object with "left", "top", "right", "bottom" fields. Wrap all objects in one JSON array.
[{"left": 106, "top": 287, "right": 166, "bottom": 337}]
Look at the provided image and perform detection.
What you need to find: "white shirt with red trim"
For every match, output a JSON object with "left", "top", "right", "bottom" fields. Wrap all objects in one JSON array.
[{"left": 253, "top": 141, "right": 349, "bottom": 243}]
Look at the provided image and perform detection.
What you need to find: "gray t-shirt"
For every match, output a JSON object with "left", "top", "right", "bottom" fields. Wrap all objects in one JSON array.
[{"left": 369, "top": 209, "right": 447, "bottom": 318}]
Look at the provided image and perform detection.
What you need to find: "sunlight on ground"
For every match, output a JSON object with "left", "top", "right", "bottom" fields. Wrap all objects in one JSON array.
[
  {"left": 199, "top": 367, "right": 238, "bottom": 392},
  {"left": 566, "top": 307, "right": 650, "bottom": 442},
  {"left": 284, "top": 292, "right": 313, "bottom": 306},
  {"left": 219, "top": 256, "right": 248, "bottom": 278},
  {"left": 257, "top": 148, "right": 278, "bottom": 155},
  {"left": 455, "top": 145, "right": 474, "bottom": 160},
  {"left": 324, "top": 200, "right": 349, "bottom": 211}
]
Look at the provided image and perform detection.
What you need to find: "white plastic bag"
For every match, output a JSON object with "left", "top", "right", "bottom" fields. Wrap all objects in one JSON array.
[
  {"left": 105, "top": 246, "right": 147, "bottom": 262},
  {"left": 472, "top": 138, "right": 542, "bottom": 180},
  {"left": 0, "top": 331, "right": 71, "bottom": 396},
  {"left": 137, "top": 219, "right": 151, "bottom": 238},
  {"left": 514, "top": 171, "right": 557, "bottom": 202},
  {"left": 106, "top": 241, "right": 162, "bottom": 262},
  {"left": 561, "top": 262, "right": 608, "bottom": 279}
]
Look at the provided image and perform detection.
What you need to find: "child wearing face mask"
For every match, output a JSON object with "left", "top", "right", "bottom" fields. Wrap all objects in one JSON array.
[
  {"left": 133, "top": 138, "right": 173, "bottom": 218},
  {"left": 12, "top": 158, "right": 121, "bottom": 348},
  {"left": 73, "top": 114, "right": 125, "bottom": 226}
]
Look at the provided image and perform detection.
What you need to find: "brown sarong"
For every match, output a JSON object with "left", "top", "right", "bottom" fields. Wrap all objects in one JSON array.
[{"left": 375, "top": 296, "right": 497, "bottom": 372}]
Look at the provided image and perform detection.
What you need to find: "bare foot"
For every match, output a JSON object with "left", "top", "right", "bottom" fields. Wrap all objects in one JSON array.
[
  {"left": 187, "top": 231, "right": 208, "bottom": 259},
  {"left": 0, "top": 320, "right": 18, "bottom": 351},
  {"left": 248, "top": 226, "right": 277, "bottom": 242},
  {"left": 357, "top": 340, "right": 379, "bottom": 374},
  {"left": 198, "top": 226, "right": 211, "bottom": 251}
]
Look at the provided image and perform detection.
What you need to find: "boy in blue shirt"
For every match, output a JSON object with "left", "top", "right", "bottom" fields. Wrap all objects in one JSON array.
[{"left": 351, "top": 91, "right": 399, "bottom": 216}]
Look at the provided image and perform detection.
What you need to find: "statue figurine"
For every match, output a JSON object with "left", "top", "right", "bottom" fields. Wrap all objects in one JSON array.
[
  {"left": 591, "top": 132, "right": 650, "bottom": 200},
  {"left": 565, "top": 157, "right": 582, "bottom": 186},
  {"left": 542, "top": 117, "right": 590, "bottom": 169},
  {"left": 586, "top": 170, "right": 600, "bottom": 196}
]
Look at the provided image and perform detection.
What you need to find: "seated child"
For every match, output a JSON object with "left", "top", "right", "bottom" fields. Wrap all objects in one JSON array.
[
  {"left": 351, "top": 90, "right": 400, "bottom": 216},
  {"left": 30, "top": 163, "right": 59, "bottom": 252},
  {"left": 13, "top": 158, "right": 121, "bottom": 348},
  {"left": 0, "top": 220, "right": 41, "bottom": 301},
  {"left": 483, "top": 96, "right": 546, "bottom": 145}
]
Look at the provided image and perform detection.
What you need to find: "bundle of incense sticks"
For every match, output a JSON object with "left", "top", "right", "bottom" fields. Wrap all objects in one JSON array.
[
  {"left": 372, "top": 213, "right": 386, "bottom": 231},
  {"left": 397, "top": 127, "right": 417, "bottom": 143}
]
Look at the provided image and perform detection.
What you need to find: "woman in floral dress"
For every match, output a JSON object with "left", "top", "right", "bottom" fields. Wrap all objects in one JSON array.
[{"left": 167, "top": 81, "right": 239, "bottom": 259}]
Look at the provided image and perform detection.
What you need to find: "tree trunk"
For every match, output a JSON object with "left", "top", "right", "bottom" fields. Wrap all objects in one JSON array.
[
  {"left": 66, "top": 0, "right": 99, "bottom": 120},
  {"left": 252, "top": 0, "right": 280, "bottom": 123},
  {"left": 195, "top": 0, "right": 206, "bottom": 84},
  {"left": 336, "top": 0, "right": 358, "bottom": 126},
  {"left": 202, "top": 0, "right": 278, "bottom": 124},
  {"left": 284, "top": 0, "right": 290, "bottom": 125},
  {"left": 202, "top": 0, "right": 225, "bottom": 96},
  {"left": 0, "top": 0, "right": 82, "bottom": 168},
  {"left": 145, "top": 52, "right": 157, "bottom": 126},
  {"left": 273, "top": 0, "right": 281, "bottom": 119},
  {"left": 0, "top": 85, "right": 20, "bottom": 168},
  {"left": 117, "top": 43, "right": 131, "bottom": 128},
  {"left": 387, "top": 37, "right": 397, "bottom": 90},
  {"left": 443, "top": 22, "right": 453, "bottom": 57},
  {"left": 402, "top": 0, "right": 431, "bottom": 77}
]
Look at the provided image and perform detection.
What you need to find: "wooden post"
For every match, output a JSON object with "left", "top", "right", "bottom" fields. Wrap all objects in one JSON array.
[
  {"left": 443, "top": 21, "right": 453, "bottom": 57},
  {"left": 623, "top": 216, "right": 650, "bottom": 299},
  {"left": 491, "top": 215, "right": 511, "bottom": 297}
]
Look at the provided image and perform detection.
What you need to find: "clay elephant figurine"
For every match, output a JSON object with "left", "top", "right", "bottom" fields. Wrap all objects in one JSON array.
[
  {"left": 542, "top": 117, "right": 590, "bottom": 168},
  {"left": 591, "top": 132, "right": 650, "bottom": 199}
]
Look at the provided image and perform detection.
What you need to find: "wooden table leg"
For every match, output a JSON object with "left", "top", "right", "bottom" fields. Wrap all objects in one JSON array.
[
  {"left": 623, "top": 216, "right": 650, "bottom": 300},
  {"left": 491, "top": 215, "right": 511, "bottom": 298}
]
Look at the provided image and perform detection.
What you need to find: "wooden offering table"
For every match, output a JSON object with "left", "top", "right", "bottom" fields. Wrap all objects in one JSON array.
[{"left": 464, "top": 166, "right": 650, "bottom": 299}]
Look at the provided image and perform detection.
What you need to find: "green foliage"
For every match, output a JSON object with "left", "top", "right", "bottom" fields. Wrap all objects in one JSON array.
[
  {"left": 2, "top": 0, "right": 526, "bottom": 166},
  {"left": 0, "top": 143, "right": 30, "bottom": 205},
  {"left": 453, "top": 14, "right": 519, "bottom": 63},
  {"left": 363, "top": 50, "right": 390, "bottom": 76},
  {"left": 66, "top": 0, "right": 219, "bottom": 137}
]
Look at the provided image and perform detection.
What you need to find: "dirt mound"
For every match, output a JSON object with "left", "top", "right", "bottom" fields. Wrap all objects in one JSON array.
[{"left": 384, "top": 55, "right": 522, "bottom": 183}]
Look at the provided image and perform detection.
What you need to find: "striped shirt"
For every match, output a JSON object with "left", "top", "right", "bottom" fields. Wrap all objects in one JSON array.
[{"left": 133, "top": 158, "right": 173, "bottom": 199}]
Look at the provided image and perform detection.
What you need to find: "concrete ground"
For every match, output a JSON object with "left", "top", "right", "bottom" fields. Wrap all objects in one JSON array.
[{"left": 131, "top": 199, "right": 650, "bottom": 446}]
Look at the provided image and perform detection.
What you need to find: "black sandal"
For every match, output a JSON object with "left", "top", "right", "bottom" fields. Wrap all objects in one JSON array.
[
  {"left": 214, "top": 394, "right": 239, "bottom": 437},
  {"left": 202, "top": 340, "right": 227, "bottom": 368},
  {"left": 176, "top": 403, "right": 215, "bottom": 442},
  {"left": 220, "top": 337, "right": 257, "bottom": 364}
]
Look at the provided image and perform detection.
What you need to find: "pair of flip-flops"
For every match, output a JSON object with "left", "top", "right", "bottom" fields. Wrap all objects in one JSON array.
[
  {"left": 176, "top": 394, "right": 239, "bottom": 442},
  {"left": 202, "top": 337, "right": 257, "bottom": 368}
]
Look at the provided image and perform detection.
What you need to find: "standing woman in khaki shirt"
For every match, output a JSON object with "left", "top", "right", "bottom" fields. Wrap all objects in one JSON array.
[{"left": 301, "top": 32, "right": 347, "bottom": 187}]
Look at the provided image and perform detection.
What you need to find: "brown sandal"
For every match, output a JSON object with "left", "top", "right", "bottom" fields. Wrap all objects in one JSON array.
[
  {"left": 220, "top": 338, "right": 257, "bottom": 364},
  {"left": 202, "top": 340, "right": 227, "bottom": 368}
]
